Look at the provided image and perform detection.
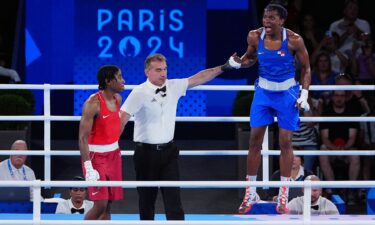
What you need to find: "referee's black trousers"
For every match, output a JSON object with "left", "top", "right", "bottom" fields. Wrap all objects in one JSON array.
[{"left": 133, "top": 142, "right": 185, "bottom": 220}]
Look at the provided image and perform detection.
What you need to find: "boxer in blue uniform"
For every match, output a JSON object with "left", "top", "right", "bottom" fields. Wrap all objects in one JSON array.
[{"left": 222, "top": 3, "right": 311, "bottom": 214}]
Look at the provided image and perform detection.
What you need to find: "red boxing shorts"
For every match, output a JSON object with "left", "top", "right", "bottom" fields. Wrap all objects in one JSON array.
[{"left": 82, "top": 148, "right": 123, "bottom": 201}]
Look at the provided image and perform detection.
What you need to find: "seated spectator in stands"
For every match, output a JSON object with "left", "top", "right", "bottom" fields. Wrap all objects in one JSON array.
[
  {"left": 359, "top": 100, "right": 375, "bottom": 181},
  {"left": 267, "top": 153, "right": 314, "bottom": 202},
  {"left": 335, "top": 73, "right": 370, "bottom": 116},
  {"left": 319, "top": 90, "right": 360, "bottom": 204},
  {"left": 287, "top": 175, "right": 339, "bottom": 215},
  {"left": 55, "top": 176, "right": 93, "bottom": 214},
  {"left": 350, "top": 34, "right": 375, "bottom": 84},
  {"left": 0, "top": 140, "right": 36, "bottom": 199},
  {"left": 0, "top": 57, "right": 21, "bottom": 83},
  {"left": 292, "top": 97, "right": 320, "bottom": 172},
  {"left": 311, "top": 52, "right": 338, "bottom": 108},
  {"left": 329, "top": 0, "right": 371, "bottom": 58}
]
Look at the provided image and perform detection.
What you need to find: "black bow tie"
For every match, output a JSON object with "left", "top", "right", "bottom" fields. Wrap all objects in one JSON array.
[
  {"left": 155, "top": 86, "right": 166, "bottom": 94},
  {"left": 311, "top": 205, "right": 319, "bottom": 210},
  {"left": 71, "top": 208, "right": 84, "bottom": 214}
]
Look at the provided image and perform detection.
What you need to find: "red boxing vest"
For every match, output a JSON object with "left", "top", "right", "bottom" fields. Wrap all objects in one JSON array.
[{"left": 88, "top": 92, "right": 121, "bottom": 145}]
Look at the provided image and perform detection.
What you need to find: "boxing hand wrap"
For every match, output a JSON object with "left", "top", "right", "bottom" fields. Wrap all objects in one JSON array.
[
  {"left": 84, "top": 160, "right": 100, "bottom": 181},
  {"left": 297, "top": 89, "right": 310, "bottom": 112},
  {"left": 221, "top": 56, "right": 242, "bottom": 71}
]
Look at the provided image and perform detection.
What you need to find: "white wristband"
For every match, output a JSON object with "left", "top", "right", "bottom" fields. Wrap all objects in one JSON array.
[
  {"left": 300, "top": 89, "right": 308, "bottom": 99},
  {"left": 84, "top": 160, "right": 93, "bottom": 170},
  {"left": 228, "top": 56, "right": 241, "bottom": 69}
]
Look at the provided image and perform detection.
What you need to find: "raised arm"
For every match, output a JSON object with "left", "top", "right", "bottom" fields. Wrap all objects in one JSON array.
[
  {"left": 221, "top": 30, "right": 259, "bottom": 72},
  {"left": 187, "top": 66, "right": 224, "bottom": 89}
]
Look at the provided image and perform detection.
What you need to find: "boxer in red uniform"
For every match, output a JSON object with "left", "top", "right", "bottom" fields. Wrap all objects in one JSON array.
[{"left": 79, "top": 65, "right": 125, "bottom": 220}]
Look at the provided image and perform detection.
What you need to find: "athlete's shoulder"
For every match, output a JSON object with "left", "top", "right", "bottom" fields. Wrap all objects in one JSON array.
[
  {"left": 286, "top": 29, "right": 302, "bottom": 42},
  {"left": 247, "top": 28, "right": 262, "bottom": 44},
  {"left": 86, "top": 93, "right": 100, "bottom": 105},
  {"left": 249, "top": 28, "right": 262, "bottom": 37}
]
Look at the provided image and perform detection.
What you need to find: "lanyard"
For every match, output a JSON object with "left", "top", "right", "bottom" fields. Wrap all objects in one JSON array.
[{"left": 7, "top": 159, "right": 27, "bottom": 181}]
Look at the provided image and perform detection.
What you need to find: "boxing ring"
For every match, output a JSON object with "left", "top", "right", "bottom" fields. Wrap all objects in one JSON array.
[{"left": 1, "top": 83, "right": 375, "bottom": 225}]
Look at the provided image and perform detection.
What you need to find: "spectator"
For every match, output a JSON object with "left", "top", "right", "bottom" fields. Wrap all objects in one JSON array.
[
  {"left": 0, "top": 140, "right": 36, "bottom": 199},
  {"left": 299, "top": 13, "right": 324, "bottom": 56},
  {"left": 268, "top": 153, "right": 314, "bottom": 202},
  {"left": 287, "top": 175, "right": 339, "bottom": 215},
  {"left": 319, "top": 90, "right": 360, "bottom": 204},
  {"left": 292, "top": 97, "right": 320, "bottom": 171},
  {"left": 284, "top": 0, "right": 303, "bottom": 33},
  {"left": 358, "top": 100, "right": 375, "bottom": 181},
  {"left": 351, "top": 35, "right": 375, "bottom": 84},
  {"left": 329, "top": 0, "right": 371, "bottom": 58},
  {"left": 55, "top": 176, "right": 94, "bottom": 215},
  {"left": 312, "top": 32, "right": 349, "bottom": 74},
  {"left": 335, "top": 73, "right": 370, "bottom": 116},
  {"left": 311, "top": 52, "right": 338, "bottom": 105}
]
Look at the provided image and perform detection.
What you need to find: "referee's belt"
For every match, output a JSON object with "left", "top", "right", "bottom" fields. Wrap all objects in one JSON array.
[{"left": 136, "top": 141, "right": 173, "bottom": 150}]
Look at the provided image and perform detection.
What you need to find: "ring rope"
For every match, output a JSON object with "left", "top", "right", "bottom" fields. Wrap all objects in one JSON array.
[
  {"left": 0, "top": 83, "right": 374, "bottom": 91},
  {"left": 0, "top": 150, "right": 374, "bottom": 156},
  {"left": 1, "top": 116, "right": 375, "bottom": 122}
]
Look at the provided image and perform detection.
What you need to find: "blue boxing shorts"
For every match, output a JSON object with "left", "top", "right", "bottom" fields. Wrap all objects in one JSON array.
[{"left": 250, "top": 80, "right": 300, "bottom": 131}]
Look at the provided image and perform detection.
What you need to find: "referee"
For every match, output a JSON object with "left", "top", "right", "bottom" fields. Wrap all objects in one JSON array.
[{"left": 121, "top": 53, "right": 229, "bottom": 220}]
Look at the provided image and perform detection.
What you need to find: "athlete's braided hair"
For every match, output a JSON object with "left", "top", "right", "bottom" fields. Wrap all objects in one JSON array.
[{"left": 97, "top": 65, "right": 120, "bottom": 90}]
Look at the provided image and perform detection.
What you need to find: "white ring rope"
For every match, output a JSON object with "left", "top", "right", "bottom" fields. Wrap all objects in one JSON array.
[
  {"left": 1, "top": 116, "right": 375, "bottom": 122},
  {"left": 0, "top": 150, "right": 374, "bottom": 156},
  {"left": 3, "top": 220, "right": 375, "bottom": 225},
  {"left": 0, "top": 84, "right": 374, "bottom": 91},
  {"left": 2, "top": 180, "right": 375, "bottom": 189}
]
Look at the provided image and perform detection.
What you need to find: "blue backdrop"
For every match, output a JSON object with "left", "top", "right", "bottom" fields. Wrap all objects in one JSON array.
[{"left": 25, "top": 0, "right": 251, "bottom": 116}]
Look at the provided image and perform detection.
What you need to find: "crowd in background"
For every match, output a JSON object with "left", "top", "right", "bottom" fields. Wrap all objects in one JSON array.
[{"left": 274, "top": 0, "right": 375, "bottom": 207}]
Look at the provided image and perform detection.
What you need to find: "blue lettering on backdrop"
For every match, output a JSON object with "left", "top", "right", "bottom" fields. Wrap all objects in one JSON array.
[
  {"left": 117, "top": 10, "right": 133, "bottom": 31},
  {"left": 97, "top": 9, "right": 112, "bottom": 31},
  {"left": 139, "top": 10, "right": 154, "bottom": 31},
  {"left": 169, "top": 10, "right": 184, "bottom": 31},
  {"left": 96, "top": 8, "right": 184, "bottom": 58},
  {"left": 73, "top": 0, "right": 206, "bottom": 116}
]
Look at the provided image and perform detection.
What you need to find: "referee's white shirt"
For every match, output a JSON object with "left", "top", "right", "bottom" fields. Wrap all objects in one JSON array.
[{"left": 121, "top": 78, "right": 188, "bottom": 144}]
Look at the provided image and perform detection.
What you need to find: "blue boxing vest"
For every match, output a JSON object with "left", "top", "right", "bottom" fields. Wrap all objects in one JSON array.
[{"left": 257, "top": 28, "right": 295, "bottom": 82}]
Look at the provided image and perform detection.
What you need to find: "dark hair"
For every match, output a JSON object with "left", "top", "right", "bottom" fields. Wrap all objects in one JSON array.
[
  {"left": 144, "top": 53, "right": 167, "bottom": 70},
  {"left": 292, "top": 146, "right": 304, "bottom": 163},
  {"left": 344, "top": 0, "right": 358, "bottom": 10},
  {"left": 297, "top": 155, "right": 304, "bottom": 164},
  {"left": 70, "top": 176, "right": 85, "bottom": 190},
  {"left": 73, "top": 176, "right": 84, "bottom": 181},
  {"left": 97, "top": 65, "right": 120, "bottom": 90},
  {"left": 314, "top": 51, "right": 332, "bottom": 72},
  {"left": 264, "top": 4, "right": 288, "bottom": 20}
]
